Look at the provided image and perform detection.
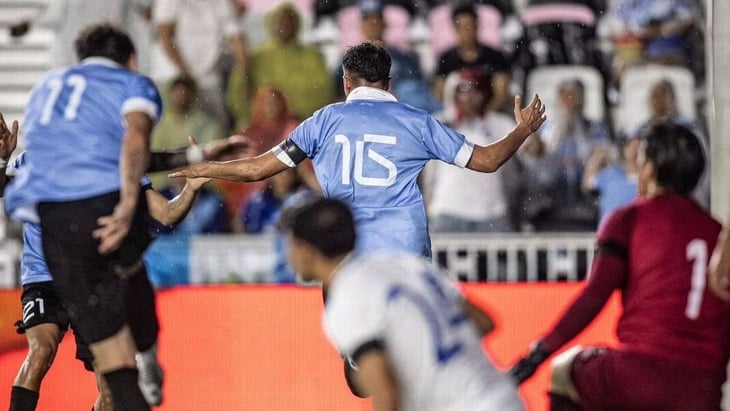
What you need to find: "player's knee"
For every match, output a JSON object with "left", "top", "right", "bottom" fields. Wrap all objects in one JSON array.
[
  {"left": 26, "top": 336, "right": 59, "bottom": 368},
  {"left": 549, "top": 346, "right": 583, "bottom": 402}
]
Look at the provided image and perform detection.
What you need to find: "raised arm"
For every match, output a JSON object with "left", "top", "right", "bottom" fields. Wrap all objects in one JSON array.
[
  {"left": 147, "top": 135, "right": 251, "bottom": 172},
  {"left": 0, "top": 113, "right": 18, "bottom": 194},
  {"left": 466, "top": 94, "right": 546, "bottom": 173},
  {"left": 145, "top": 177, "right": 210, "bottom": 227},
  {"left": 168, "top": 144, "right": 291, "bottom": 182}
]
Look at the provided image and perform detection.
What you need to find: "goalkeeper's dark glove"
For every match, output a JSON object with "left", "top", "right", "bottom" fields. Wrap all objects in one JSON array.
[{"left": 508, "top": 340, "right": 550, "bottom": 385}]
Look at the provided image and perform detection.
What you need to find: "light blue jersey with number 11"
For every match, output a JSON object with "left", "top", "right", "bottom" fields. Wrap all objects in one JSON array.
[
  {"left": 4, "top": 57, "right": 162, "bottom": 223},
  {"left": 289, "top": 87, "right": 473, "bottom": 258}
]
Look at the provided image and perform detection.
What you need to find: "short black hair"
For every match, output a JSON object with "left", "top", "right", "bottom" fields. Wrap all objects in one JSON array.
[
  {"left": 642, "top": 122, "right": 705, "bottom": 195},
  {"left": 288, "top": 198, "right": 356, "bottom": 259},
  {"left": 342, "top": 42, "right": 391, "bottom": 83},
  {"left": 74, "top": 23, "right": 135, "bottom": 65},
  {"left": 451, "top": 1, "right": 477, "bottom": 22}
]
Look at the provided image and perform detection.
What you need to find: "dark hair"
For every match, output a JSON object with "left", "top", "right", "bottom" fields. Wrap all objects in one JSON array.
[
  {"left": 642, "top": 122, "right": 705, "bottom": 195},
  {"left": 288, "top": 198, "right": 356, "bottom": 259},
  {"left": 342, "top": 42, "right": 391, "bottom": 83},
  {"left": 74, "top": 23, "right": 135, "bottom": 65},
  {"left": 451, "top": 1, "right": 477, "bottom": 22}
]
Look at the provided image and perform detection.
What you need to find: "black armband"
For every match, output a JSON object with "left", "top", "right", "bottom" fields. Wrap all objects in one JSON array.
[{"left": 272, "top": 138, "right": 307, "bottom": 167}]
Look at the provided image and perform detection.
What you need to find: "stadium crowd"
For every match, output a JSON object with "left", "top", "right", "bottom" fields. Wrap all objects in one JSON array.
[
  {"left": 1, "top": 0, "right": 726, "bottom": 410},
  {"left": 7, "top": 0, "right": 709, "bottom": 238}
]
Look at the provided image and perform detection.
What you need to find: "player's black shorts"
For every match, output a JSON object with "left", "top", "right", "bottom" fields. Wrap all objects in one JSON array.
[
  {"left": 16, "top": 281, "right": 95, "bottom": 371},
  {"left": 16, "top": 281, "right": 69, "bottom": 334},
  {"left": 37, "top": 190, "right": 152, "bottom": 345}
]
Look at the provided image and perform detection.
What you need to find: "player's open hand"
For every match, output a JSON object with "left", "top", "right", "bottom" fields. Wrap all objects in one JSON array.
[
  {"left": 0, "top": 113, "right": 19, "bottom": 161},
  {"left": 514, "top": 94, "right": 547, "bottom": 133},
  {"left": 93, "top": 203, "right": 135, "bottom": 255},
  {"left": 708, "top": 231, "right": 730, "bottom": 301}
]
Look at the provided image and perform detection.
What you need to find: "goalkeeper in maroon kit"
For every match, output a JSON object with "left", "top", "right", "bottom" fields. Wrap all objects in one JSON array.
[{"left": 509, "top": 122, "right": 730, "bottom": 411}]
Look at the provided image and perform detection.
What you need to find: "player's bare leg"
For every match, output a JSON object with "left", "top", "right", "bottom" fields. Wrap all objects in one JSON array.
[
  {"left": 93, "top": 368, "right": 115, "bottom": 411},
  {"left": 548, "top": 346, "right": 584, "bottom": 411},
  {"left": 90, "top": 325, "right": 149, "bottom": 410},
  {"left": 10, "top": 323, "right": 62, "bottom": 411}
]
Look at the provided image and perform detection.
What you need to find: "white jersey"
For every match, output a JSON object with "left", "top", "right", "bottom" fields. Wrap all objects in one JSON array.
[{"left": 324, "top": 252, "right": 524, "bottom": 411}]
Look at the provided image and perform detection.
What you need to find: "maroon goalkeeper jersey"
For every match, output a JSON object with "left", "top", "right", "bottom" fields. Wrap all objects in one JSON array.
[{"left": 543, "top": 193, "right": 730, "bottom": 377}]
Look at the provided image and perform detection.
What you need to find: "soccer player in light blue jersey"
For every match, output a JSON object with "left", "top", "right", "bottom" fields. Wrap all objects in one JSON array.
[
  {"left": 170, "top": 42, "right": 546, "bottom": 258},
  {"left": 4, "top": 24, "right": 163, "bottom": 411},
  {"left": 1, "top": 141, "right": 212, "bottom": 409}
]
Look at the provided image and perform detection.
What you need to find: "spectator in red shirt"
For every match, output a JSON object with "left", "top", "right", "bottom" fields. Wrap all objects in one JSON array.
[{"left": 509, "top": 122, "right": 730, "bottom": 411}]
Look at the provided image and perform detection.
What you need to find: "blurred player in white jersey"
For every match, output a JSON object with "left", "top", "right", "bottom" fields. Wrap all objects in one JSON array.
[
  {"left": 170, "top": 42, "right": 545, "bottom": 259},
  {"left": 284, "top": 198, "right": 524, "bottom": 410}
]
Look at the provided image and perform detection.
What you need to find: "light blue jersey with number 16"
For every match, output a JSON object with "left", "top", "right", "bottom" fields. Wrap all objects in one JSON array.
[{"left": 289, "top": 87, "right": 473, "bottom": 258}]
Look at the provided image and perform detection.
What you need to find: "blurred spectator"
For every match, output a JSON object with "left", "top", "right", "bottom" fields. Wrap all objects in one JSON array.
[
  {"left": 239, "top": 168, "right": 314, "bottom": 283},
  {"left": 219, "top": 86, "right": 302, "bottom": 225},
  {"left": 313, "top": 0, "right": 421, "bottom": 24},
  {"left": 433, "top": 2, "right": 512, "bottom": 113},
  {"left": 238, "top": 167, "right": 304, "bottom": 233},
  {"left": 332, "top": 0, "right": 442, "bottom": 112},
  {"left": 9, "top": 0, "right": 155, "bottom": 72},
  {"left": 526, "top": 0, "right": 605, "bottom": 15},
  {"left": 636, "top": 79, "right": 710, "bottom": 209},
  {"left": 539, "top": 79, "right": 609, "bottom": 230},
  {"left": 512, "top": 0, "right": 607, "bottom": 89},
  {"left": 607, "top": 0, "right": 700, "bottom": 81},
  {"left": 644, "top": 78, "right": 694, "bottom": 127},
  {"left": 154, "top": 0, "right": 248, "bottom": 130},
  {"left": 150, "top": 75, "right": 224, "bottom": 188},
  {"left": 516, "top": 133, "right": 560, "bottom": 231},
  {"left": 227, "top": 3, "right": 334, "bottom": 124},
  {"left": 423, "top": 68, "right": 521, "bottom": 232},
  {"left": 581, "top": 133, "right": 640, "bottom": 227},
  {"left": 424, "top": 0, "right": 515, "bottom": 18}
]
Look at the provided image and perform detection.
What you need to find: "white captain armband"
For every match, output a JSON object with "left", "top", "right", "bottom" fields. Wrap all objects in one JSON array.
[{"left": 272, "top": 138, "right": 307, "bottom": 168}]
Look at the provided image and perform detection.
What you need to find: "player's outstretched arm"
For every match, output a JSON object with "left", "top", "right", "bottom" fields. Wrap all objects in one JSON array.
[
  {"left": 466, "top": 94, "right": 546, "bottom": 173},
  {"left": 145, "top": 176, "right": 211, "bottom": 227},
  {"left": 709, "top": 224, "right": 730, "bottom": 301},
  {"left": 0, "top": 113, "right": 18, "bottom": 194},
  {"left": 462, "top": 299, "right": 494, "bottom": 337},
  {"left": 148, "top": 135, "right": 253, "bottom": 172},
  {"left": 168, "top": 150, "right": 289, "bottom": 183},
  {"left": 508, "top": 340, "right": 551, "bottom": 385}
]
